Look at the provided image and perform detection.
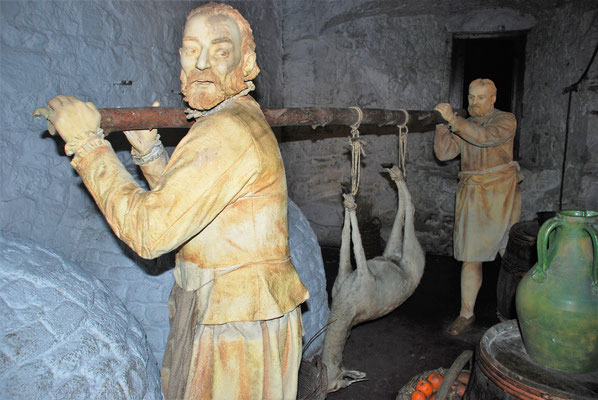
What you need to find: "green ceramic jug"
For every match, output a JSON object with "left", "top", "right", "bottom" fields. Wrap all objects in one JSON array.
[{"left": 516, "top": 210, "right": 598, "bottom": 373}]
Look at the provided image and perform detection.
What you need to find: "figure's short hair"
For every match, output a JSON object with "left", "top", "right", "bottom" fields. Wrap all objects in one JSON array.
[
  {"left": 469, "top": 78, "right": 497, "bottom": 96},
  {"left": 186, "top": 2, "right": 260, "bottom": 80}
]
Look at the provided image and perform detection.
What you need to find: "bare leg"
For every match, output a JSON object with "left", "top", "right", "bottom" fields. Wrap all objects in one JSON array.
[
  {"left": 332, "top": 201, "right": 353, "bottom": 299},
  {"left": 459, "top": 261, "right": 482, "bottom": 318},
  {"left": 448, "top": 261, "right": 482, "bottom": 335},
  {"left": 382, "top": 167, "right": 405, "bottom": 261}
]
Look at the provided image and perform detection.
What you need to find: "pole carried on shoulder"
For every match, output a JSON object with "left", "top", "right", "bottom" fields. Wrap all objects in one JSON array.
[
  {"left": 34, "top": 106, "right": 466, "bottom": 135},
  {"left": 95, "top": 107, "right": 465, "bottom": 134}
]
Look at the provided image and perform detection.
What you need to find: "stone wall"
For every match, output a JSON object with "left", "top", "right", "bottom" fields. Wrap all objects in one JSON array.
[
  {"left": 1, "top": 0, "right": 195, "bottom": 364},
  {"left": 518, "top": 2, "right": 598, "bottom": 214},
  {"left": 280, "top": 0, "right": 453, "bottom": 251},
  {"left": 0, "top": 233, "right": 163, "bottom": 399},
  {"left": 279, "top": 0, "right": 598, "bottom": 253}
]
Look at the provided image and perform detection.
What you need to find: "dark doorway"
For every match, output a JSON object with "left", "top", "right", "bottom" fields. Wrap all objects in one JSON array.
[{"left": 449, "top": 33, "right": 527, "bottom": 159}]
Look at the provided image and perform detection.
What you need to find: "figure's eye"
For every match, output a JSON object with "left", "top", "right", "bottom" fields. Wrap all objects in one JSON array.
[
  {"left": 216, "top": 49, "right": 229, "bottom": 58},
  {"left": 182, "top": 47, "right": 198, "bottom": 56}
]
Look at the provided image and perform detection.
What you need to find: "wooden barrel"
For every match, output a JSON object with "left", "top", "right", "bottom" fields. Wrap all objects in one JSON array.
[
  {"left": 496, "top": 221, "right": 540, "bottom": 321},
  {"left": 465, "top": 320, "right": 598, "bottom": 400}
]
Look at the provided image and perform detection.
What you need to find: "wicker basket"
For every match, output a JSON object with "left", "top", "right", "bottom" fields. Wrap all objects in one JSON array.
[
  {"left": 396, "top": 367, "right": 449, "bottom": 400},
  {"left": 395, "top": 350, "right": 473, "bottom": 400}
]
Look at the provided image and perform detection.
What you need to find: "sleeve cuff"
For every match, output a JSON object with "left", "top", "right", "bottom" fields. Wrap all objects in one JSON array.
[
  {"left": 130, "top": 135, "right": 166, "bottom": 165},
  {"left": 448, "top": 115, "right": 460, "bottom": 132},
  {"left": 70, "top": 135, "right": 112, "bottom": 169}
]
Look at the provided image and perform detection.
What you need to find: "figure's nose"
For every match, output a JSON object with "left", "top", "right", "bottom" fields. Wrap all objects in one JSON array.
[
  {"left": 196, "top": 49, "right": 210, "bottom": 70},
  {"left": 471, "top": 97, "right": 477, "bottom": 104}
]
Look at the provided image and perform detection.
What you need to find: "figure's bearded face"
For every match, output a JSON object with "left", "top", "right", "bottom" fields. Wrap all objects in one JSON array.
[
  {"left": 180, "top": 64, "right": 246, "bottom": 110},
  {"left": 179, "top": 13, "right": 248, "bottom": 110},
  {"left": 467, "top": 85, "right": 495, "bottom": 117}
]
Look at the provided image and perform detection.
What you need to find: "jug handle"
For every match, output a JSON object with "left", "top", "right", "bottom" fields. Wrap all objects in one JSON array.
[
  {"left": 582, "top": 224, "right": 598, "bottom": 295},
  {"left": 532, "top": 218, "right": 563, "bottom": 283}
]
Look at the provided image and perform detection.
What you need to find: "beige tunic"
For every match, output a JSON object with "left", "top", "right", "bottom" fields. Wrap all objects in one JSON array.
[
  {"left": 434, "top": 108, "right": 522, "bottom": 262},
  {"left": 69, "top": 95, "right": 309, "bottom": 399}
]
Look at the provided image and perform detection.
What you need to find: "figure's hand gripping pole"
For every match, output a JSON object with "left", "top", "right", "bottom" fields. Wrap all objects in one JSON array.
[{"left": 34, "top": 106, "right": 466, "bottom": 136}]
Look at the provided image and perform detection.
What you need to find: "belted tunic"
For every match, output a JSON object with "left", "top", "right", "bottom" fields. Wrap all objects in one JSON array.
[{"left": 434, "top": 108, "right": 522, "bottom": 262}]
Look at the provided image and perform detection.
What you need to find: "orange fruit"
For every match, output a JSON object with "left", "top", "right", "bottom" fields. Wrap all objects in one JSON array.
[
  {"left": 427, "top": 372, "right": 444, "bottom": 390},
  {"left": 416, "top": 380, "right": 434, "bottom": 397},
  {"left": 410, "top": 390, "right": 426, "bottom": 400}
]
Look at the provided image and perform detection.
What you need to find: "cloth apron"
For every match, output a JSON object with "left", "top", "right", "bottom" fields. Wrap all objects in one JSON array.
[{"left": 453, "top": 161, "right": 522, "bottom": 262}]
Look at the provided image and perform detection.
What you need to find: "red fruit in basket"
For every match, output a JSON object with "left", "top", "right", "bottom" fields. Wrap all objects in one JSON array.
[
  {"left": 456, "top": 370, "right": 470, "bottom": 385},
  {"left": 411, "top": 390, "right": 426, "bottom": 400},
  {"left": 427, "top": 372, "right": 444, "bottom": 390},
  {"left": 416, "top": 380, "right": 434, "bottom": 397}
]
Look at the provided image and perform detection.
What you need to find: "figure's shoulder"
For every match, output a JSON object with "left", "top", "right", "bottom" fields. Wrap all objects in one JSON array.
[
  {"left": 491, "top": 108, "right": 516, "bottom": 122},
  {"left": 230, "top": 97, "right": 268, "bottom": 127},
  {"left": 192, "top": 97, "right": 266, "bottom": 135}
]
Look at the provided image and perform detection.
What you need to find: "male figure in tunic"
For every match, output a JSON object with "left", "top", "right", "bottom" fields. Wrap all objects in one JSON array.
[
  {"left": 434, "top": 78, "right": 522, "bottom": 335},
  {"left": 37, "top": 3, "right": 308, "bottom": 399}
]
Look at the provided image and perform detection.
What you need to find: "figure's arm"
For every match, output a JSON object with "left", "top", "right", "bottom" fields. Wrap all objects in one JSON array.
[
  {"left": 433, "top": 103, "right": 460, "bottom": 161},
  {"left": 42, "top": 96, "right": 258, "bottom": 259},
  {"left": 123, "top": 101, "right": 169, "bottom": 189},
  {"left": 434, "top": 102, "right": 516, "bottom": 148},
  {"left": 125, "top": 130, "right": 169, "bottom": 190},
  {"left": 433, "top": 124, "right": 460, "bottom": 161},
  {"left": 138, "top": 151, "right": 169, "bottom": 189},
  {"left": 75, "top": 119, "right": 258, "bottom": 259},
  {"left": 450, "top": 112, "right": 516, "bottom": 147}
]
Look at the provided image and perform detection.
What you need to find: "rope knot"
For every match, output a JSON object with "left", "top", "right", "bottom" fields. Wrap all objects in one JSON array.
[
  {"left": 347, "top": 136, "right": 367, "bottom": 155},
  {"left": 342, "top": 193, "right": 357, "bottom": 210},
  {"left": 385, "top": 165, "right": 404, "bottom": 182}
]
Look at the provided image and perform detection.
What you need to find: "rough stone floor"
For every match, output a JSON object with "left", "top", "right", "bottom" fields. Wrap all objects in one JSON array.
[{"left": 320, "top": 247, "right": 502, "bottom": 400}]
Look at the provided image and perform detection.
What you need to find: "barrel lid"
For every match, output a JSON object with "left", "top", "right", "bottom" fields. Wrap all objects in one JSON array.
[{"left": 477, "top": 320, "right": 598, "bottom": 400}]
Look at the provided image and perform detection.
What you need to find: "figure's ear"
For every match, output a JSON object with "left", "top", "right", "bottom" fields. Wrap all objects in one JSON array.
[
  {"left": 242, "top": 52, "right": 257, "bottom": 77},
  {"left": 491, "top": 95, "right": 497, "bottom": 105}
]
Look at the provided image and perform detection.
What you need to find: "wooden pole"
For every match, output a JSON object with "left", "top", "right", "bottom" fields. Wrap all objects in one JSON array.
[{"left": 98, "top": 107, "right": 466, "bottom": 134}]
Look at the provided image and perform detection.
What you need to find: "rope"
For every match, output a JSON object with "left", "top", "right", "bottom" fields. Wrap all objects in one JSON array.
[
  {"left": 348, "top": 106, "right": 365, "bottom": 196},
  {"left": 343, "top": 193, "right": 357, "bottom": 210},
  {"left": 397, "top": 109, "right": 409, "bottom": 178}
]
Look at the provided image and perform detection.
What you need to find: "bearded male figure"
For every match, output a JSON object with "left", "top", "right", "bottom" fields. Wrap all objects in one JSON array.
[
  {"left": 434, "top": 78, "right": 522, "bottom": 335},
  {"left": 38, "top": 3, "right": 308, "bottom": 399}
]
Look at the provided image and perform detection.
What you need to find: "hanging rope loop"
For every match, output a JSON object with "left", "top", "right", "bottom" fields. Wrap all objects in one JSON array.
[
  {"left": 347, "top": 106, "right": 366, "bottom": 196},
  {"left": 349, "top": 106, "right": 363, "bottom": 135},
  {"left": 396, "top": 109, "right": 409, "bottom": 178}
]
